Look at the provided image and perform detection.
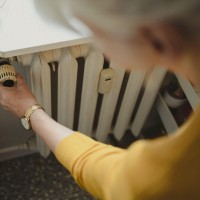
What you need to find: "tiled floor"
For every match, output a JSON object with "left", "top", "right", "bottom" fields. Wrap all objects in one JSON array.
[{"left": 0, "top": 153, "right": 94, "bottom": 200}]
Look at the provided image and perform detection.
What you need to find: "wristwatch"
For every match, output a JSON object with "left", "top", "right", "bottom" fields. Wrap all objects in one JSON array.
[{"left": 21, "top": 104, "right": 44, "bottom": 130}]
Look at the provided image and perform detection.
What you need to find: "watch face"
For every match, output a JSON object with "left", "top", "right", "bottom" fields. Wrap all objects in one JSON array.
[{"left": 21, "top": 118, "right": 30, "bottom": 130}]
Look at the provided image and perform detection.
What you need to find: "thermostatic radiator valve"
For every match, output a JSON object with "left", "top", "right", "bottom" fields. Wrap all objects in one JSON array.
[{"left": 0, "top": 60, "right": 17, "bottom": 87}]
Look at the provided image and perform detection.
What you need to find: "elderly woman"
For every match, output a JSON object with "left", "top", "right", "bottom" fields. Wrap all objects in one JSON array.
[{"left": 1, "top": 0, "right": 200, "bottom": 199}]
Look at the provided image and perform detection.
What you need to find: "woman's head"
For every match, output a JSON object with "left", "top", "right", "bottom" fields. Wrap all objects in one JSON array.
[
  {"left": 65, "top": 0, "right": 199, "bottom": 38},
  {"left": 51, "top": 0, "right": 200, "bottom": 84}
]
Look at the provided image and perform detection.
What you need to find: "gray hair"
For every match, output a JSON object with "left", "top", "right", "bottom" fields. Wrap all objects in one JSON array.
[{"left": 46, "top": 0, "right": 200, "bottom": 41}]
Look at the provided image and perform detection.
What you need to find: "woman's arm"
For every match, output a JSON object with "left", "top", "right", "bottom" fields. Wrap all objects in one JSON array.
[
  {"left": 30, "top": 109, "right": 73, "bottom": 151},
  {"left": 0, "top": 74, "right": 150, "bottom": 200},
  {"left": 0, "top": 74, "right": 74, "bottom": 151}
]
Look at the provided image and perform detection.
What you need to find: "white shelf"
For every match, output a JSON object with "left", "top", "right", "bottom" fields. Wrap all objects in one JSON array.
[
  {"left": 0, "top": 0, "right": 91, "bottom": 58},
  {"left": 157, "top": 94, "right": 178, "bottom": 134}
]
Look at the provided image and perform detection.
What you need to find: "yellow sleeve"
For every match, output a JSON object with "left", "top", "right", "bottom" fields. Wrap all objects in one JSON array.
[
  {"left": 55, "top": 132, "right": 150, "bottom": 200},
  {"left": 55, "top": 106, "right": 200, "bottom": 200}
]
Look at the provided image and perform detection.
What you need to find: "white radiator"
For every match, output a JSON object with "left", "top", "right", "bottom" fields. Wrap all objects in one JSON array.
[{"left": 16, "top": 43, "right": 166, "bottom": 157}]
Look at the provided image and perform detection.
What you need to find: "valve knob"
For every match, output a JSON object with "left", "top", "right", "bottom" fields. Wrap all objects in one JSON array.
[{"left": 0, "top": 60, "right": 17, "bottom": 87}]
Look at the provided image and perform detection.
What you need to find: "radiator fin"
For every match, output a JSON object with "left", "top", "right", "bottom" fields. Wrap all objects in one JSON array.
[
  {"left": 29, "top": 53, "right": 51, "bottom": 157},
  {"left": 113, "top": 71, "right": 145, "bottom": 140},
  {"left": 57, "top": 48, "right": 78, "bottom": 129},
  {"left": 78, "top": 48, "right": 104, "bottom": 136},
  {"left": 96, "top": 62, "right": 125, "bottom": 141},
  {"left": 131, "top": 67, "right": 167, "bottom": 136}
]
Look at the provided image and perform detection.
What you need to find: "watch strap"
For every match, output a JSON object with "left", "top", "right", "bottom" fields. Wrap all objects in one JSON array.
[{"left": 24, "top": 104, "right": 44, "bottom": 120}]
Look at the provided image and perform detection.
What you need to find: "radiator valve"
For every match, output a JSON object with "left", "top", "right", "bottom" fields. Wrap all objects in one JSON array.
[
  {"left": 0, "top": 60, "right": 17, "bottom": 87},
  {"left": 98, "top": 68, "right": 114, "bottom": 94}
]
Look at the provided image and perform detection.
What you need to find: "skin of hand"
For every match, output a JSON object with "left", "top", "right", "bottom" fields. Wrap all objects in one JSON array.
[{"left": 0, "top": 74, "right": 38, "bottom": 118}]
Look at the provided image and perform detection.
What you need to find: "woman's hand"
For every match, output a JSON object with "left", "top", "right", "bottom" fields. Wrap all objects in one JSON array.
[{"left": 0, "top": 74, "right": 38, "bottom": 118}]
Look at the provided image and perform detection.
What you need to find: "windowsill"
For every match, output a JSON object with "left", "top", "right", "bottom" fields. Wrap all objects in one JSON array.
[{"left": 0, "top": 0, "right": 91, "bottom": 58}]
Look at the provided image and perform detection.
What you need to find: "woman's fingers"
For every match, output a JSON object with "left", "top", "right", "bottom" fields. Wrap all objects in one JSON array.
[{"left": 0, "top": 73, "right": 38, "bottom": 117}]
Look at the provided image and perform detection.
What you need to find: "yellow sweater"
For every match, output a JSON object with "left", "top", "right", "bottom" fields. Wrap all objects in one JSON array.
[{"left": 55, "top": 105, "right": 200, "bottom": 200}]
